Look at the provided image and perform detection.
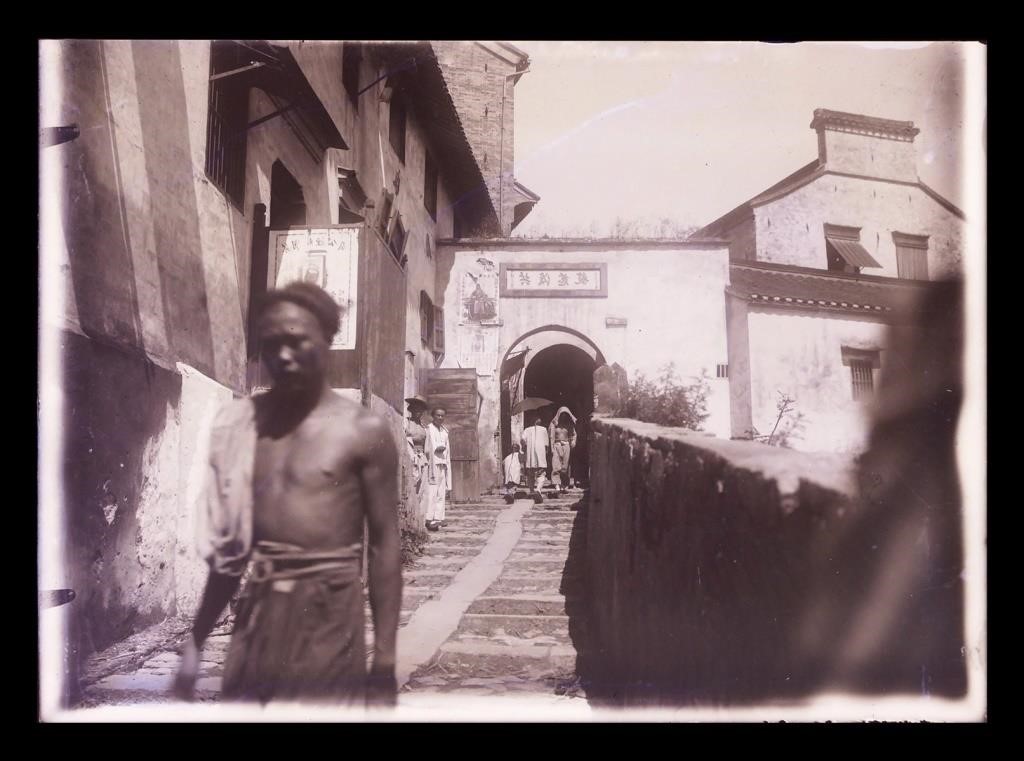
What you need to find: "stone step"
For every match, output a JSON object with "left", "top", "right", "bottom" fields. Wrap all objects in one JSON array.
[
  {"left": 412, "top": 555, "right": 477, "bottom": 568},
  {"left": 440, "top": 640, "right": 577, "bottom": 660},
  {"left": 504, "top": 556, "right": 576, "bottom": 566},
  {"left": 403, "top": 673, "right": 565, "bottom": 696},
  {"left": 87, "top": 673, "right": 224, "bottom": 695},
  {"left": 404, "top": 568, "right": 461, "bottom": 578},
  {"left": 458, "top": 613, "right": 571, "bottom": 639},
  {"left": 450, "top": 629, "right": 574, "bottom": 650},
  {"left": 423, "top": 535, "right": 489, "bottom": 546},
  {"left": 467, "top": 596, "right": 568, "bottom": 617},
  {"left": 418, "top": 544, "right": 483, "bottom": 555},
  {"left": 428, "top": 644, "right": 579, "bottom": 679},
  {"left": 513, "top": 541, "right": 576, "bottom": 550},
  {"left": 426, "top": 531, "right": 490, "bottom": 540},
  {"left": 505, "top": 553, "right": 574, "bottom": 564},
  {"left": 485, "top": 579, "right": 579, "bottom": 597},
  {"left": 496, "top": 572, "right": 583, "bottom": 582}
]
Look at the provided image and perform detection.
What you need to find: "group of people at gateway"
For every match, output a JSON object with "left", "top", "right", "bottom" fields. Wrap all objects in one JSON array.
[{"left": 405, "top": 396, "right": 581, "bottom": 523}]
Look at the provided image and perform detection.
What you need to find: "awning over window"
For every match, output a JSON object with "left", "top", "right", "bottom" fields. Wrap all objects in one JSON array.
[{"left": 826, "top": 237, "right": 882, "bottom": 268}]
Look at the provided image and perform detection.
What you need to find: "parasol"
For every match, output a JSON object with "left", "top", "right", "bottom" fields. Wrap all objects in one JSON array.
[{"left": 511, "top": 396, "right": 554, "bottom": 415}]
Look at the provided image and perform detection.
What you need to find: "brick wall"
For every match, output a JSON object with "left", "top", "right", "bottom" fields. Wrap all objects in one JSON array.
[{"left": 434, "top": 41, "right": 518, "bottom": 234}]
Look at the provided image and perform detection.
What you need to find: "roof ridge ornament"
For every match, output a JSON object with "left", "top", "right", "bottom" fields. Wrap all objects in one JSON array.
[{"left": 810, "top": 108, "right": 920, "bottom": 142}]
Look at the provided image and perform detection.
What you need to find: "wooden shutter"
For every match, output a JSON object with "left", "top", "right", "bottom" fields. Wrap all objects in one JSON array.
[
  {"left": 893, "top": 232, "right": 929, "bottom": 280},
  {"left": 433, "top": 305, "right": 445, "bottom": 354},
  {"left": 420, "top": 291, "right": 432, "bottom": 345}
]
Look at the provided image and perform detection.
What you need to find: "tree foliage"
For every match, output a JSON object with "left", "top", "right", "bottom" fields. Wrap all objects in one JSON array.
[{"left": 621, "top": 363, "right": 710, "bottom": 430}]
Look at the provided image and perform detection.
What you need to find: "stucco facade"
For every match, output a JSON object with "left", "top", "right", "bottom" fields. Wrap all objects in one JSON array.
[
  {"left": 436, "top": 240, "right": 732, "bottom": 487},
  {"left": 746, "top": 310, "right": 889, "bottom": 453},
  {"left": 752, "top": 176, "right": 964, "bottom": 279},
  {"left": 696, "top": 108, "right": 966, "bottom": 455}
]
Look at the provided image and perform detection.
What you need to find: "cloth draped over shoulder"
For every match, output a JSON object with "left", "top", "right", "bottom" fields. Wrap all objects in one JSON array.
[
  {"left": 549, "top": 406, "right": 578, "bottom": 448},
  {"left": 197, "top": 397, "right": 258, "bottom": 577}
]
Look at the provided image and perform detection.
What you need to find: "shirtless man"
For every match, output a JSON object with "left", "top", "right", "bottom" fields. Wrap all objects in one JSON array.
[{"left": 174, "top": 282, "right": 401, "bottom": 707}]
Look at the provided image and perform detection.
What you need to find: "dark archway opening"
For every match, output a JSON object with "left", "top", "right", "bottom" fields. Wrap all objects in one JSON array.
[{"left": 522, "top": 344, "right": 596, "bottom": 487}]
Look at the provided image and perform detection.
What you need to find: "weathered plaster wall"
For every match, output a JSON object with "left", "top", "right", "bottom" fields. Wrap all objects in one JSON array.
[
  {"left": 820, "top": 129, "right": 917, "bottom": 183},
  {"left": 62, "top": 332, "right": 233, "bottom": 661},
  {"left": 747, "top": 309, "right": 889, "bottom": 453},
  {"left": 753, "top": 175, "right": 964, "bottom": 278}
]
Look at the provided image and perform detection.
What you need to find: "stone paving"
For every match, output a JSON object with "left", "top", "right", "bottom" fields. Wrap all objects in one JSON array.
[
  {"left": 77, "top": 489, "right": 589, "bottom": 711},
  {"left": 401, "top": 491, "right": 588, "bottom": 701}
]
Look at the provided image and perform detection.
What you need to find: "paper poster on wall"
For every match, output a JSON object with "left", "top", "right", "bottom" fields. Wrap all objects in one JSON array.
[
  {"left": 459, "top": 257, "right": 500, "bottom": 325},
  {"left": 458, "top": 325, "right": 500, "bottom": 376},
  {"left": 270, "top": 226, "right": 359, "bottom": 350}
]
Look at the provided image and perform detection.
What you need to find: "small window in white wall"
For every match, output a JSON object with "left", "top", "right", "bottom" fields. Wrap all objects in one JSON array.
[
  {"left": 824, "top": 224, "right": 883, "bottom": 274},
  {"left": 841, "top": 347, "right": 881, "bottom": 401},
  {"left": 893, "top": 232, "right": 929, "bottom": 280},
  {"left": 716, "top": 364, "right": 729, "bottom": 378}
]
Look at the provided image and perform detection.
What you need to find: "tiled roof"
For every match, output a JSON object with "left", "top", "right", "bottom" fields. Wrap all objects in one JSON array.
[
  {"left": 729, "top": 262, "right": 928, "bottom": 315},
  {"left": 810, "top": 109, "right": 920, "bottom": 141}
]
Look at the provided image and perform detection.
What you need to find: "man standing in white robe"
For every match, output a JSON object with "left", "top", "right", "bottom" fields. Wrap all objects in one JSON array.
[
  {"left": 520, "top": 413, "right": 549, "bottom": 502},
  {"left": 424, "top": 406, "right": 451, "bottom": 531}
]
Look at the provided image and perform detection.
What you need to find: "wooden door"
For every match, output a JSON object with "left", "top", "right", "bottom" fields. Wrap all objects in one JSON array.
[{"left": 422, "top": 368, "right": 479, "bottom": 502}]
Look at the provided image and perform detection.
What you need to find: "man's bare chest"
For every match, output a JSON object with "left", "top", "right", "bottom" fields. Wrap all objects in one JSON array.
[{"left": 254, "top": 426, "right": 353, "bottom": 493}]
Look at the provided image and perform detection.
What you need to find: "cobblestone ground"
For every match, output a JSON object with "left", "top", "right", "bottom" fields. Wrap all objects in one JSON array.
[{"left": 76, "top": 489, "right": 589, "bottom": 711}]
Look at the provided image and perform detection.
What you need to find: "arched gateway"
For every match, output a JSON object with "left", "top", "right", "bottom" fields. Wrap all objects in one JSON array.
[
  {"left": 499, "top": 326, "right": 607, "bottom": 487},
  {"left": 431, "top": 239, "right": 733, "bottom": 498}
]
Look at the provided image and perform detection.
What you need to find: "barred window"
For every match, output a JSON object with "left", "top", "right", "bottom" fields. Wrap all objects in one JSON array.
[
  {"left": 850, "top": 359, "right": 874, "bottom": 400},
  {"left": 716, "top": 363, "right": 729, "bottom": 379},
  {"left": 205, "top": 42, "right": 251, "bottom": 210},
  {"left": 842, "top": 346, "right": 880, "bottom": 401}
]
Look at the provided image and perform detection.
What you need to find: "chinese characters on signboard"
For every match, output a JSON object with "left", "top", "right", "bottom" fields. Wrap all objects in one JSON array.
[
  {"left": 499, "top": 263, "right": 607, "bottom": 298},
  {"left": 270, "top": 226, "right": 359, "bottom": 350}
]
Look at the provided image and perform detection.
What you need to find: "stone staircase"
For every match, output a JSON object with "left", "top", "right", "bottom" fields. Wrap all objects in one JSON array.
[{"left": 402, "top": 490, "right": 588, "bottom": 698}]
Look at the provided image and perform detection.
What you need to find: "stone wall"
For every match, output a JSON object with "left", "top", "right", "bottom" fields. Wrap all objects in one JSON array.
[{"left": 584, "top": 414, "right": 967, "bottom": 704}]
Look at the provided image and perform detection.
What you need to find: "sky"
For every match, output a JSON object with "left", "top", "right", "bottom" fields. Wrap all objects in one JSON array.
[{"left": 509, "top": 41, "right": 983, "bottom": 238}]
